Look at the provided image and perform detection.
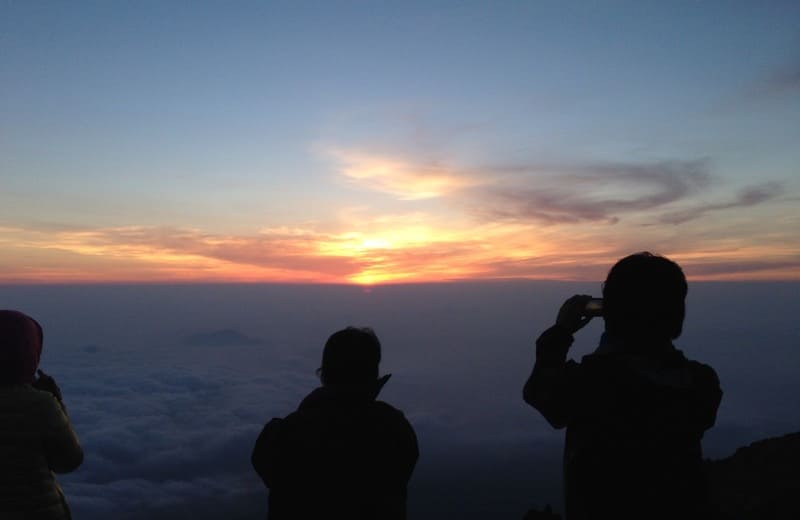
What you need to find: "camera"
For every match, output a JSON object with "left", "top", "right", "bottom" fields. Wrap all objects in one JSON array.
[{"left": 584, "top": 298, "right": 603, "bottom": 317}]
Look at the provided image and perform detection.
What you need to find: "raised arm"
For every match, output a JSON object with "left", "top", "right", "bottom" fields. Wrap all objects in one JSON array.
[
  {"left": 40, "top": 392, "right": 83, "bottom": 474},
  {"left": 523, "top": 295, "right": 594, "bottom": 429}
]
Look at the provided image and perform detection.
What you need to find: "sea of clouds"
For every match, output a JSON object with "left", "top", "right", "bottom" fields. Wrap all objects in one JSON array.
[{"left": 1, "top": 281, "right": 798, "bottom": 519}]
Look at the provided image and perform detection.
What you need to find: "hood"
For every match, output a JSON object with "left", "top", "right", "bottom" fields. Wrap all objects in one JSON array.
[{"left": 0, "top": 310, "right": 43, "bottom": 385}]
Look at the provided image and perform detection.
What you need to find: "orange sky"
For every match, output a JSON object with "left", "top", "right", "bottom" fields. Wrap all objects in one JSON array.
[
  {"left": 3, "top": 146, "right": 800, "bottom": 284},
  {"left": 2, "top": 206, "right": 798, "bottom": 285}
]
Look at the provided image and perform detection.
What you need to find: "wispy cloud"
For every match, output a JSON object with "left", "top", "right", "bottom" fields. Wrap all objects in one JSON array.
[
  {"left": 752, "top": 60, "right": 800, "bottom": 99},
  {"left": 659, "top": 182, "right": 784, "bottom": 224},
  {"left": 0, "top": 218, "right": 515, "bottom": 284},
  {"left": 1, "top": 150, "right": 796, "bottom": 284},
  {"left": 468, "top": 159, "right": 712, "bottom": 224},
  {"left": 329, "top": 146, "right": 748, "bottom": 224},
  {"left": 681, "top": 259, "right": 800, "bottom": 279},
  {"left": 0, "top": 225, "right": 362, "bottom": 283},
  {"left": 329, "top": 149, "right": 480, "bottom": 200},
  {"left": 330, "top": 149, "right": 789, "bottom": 230},
  {"left": 1, "top": 212, "right": 798, "bottom": 284}
]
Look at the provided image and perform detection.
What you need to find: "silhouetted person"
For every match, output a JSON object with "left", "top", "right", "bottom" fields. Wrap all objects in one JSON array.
[
  {"left": 252, "top": 327, "right": 418, "bottom": 519},
  {"left": 523, "top": 253, "right": 722, "bottom": 520},
  {"left": 0, "top": 310, "right": 83, "bottom": 519}
]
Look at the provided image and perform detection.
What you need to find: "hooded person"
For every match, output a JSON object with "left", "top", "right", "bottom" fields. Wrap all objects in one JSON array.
[
  {"left": 0, "top": 310, "right": 83, "bottom": 520},
  {"left": 252, "top": 327, "right": 419, "bottom": 520}
]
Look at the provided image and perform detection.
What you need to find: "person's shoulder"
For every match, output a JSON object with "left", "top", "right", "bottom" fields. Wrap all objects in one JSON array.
[
  {"left": 275, "top": 408, "right": 314, "bottom": 432},
  {"left": 372, "top": 400, "right": 414, "bottom": 425},
  {"left": 372, "top": 400, "right": 406, "bottom": 415},
  {"left": 673, "top": 347, "right": 716, "bottom": 375},
  {"left": 3, "top": 384, "right": 58, "bottom": 407},
  {"left": 372, "top": 401, "right": 418, "bottom": 447},
  {"left": 0, "top": 386, "right": 66, "bottom": 431},
  {"left": 668, "top": 349, "right": 721, "bottom": 393},
  {"left": 278, "top": 395, "right": 339, "bottom": 434},
  {"left": 686, "top": 359, "right": 720, "bottom": 386},
  {"left": 257, "top": 413, "right": 310, "bottom": 450}
]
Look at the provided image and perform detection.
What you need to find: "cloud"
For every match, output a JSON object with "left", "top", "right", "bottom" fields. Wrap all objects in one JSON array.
[
  {"left": 659, "top": 182, "right": 784, "bottom": 224},
  {"left": 468, "top": 159, "right": 712, "bottom": 225},
  {"left": 4, "top": 211, "right": 530, "bottom": 284},
  {"left": 330, "top": 149, "right": 480, "bottom": 200},
  {"left": 0, "top": 224, "right": 365, "bottom": 282},
  {"left": 751, "top": 61, "right": 800, "bottom": 99},
  {"left": 26, "top": 282, "right": 800, "bottom": 517},
  {"left": 52, "top": 336, "right": 317, "bottom": 519},
  {"left": 329, "top": 147, "right": 751, "bottom": 226},
  {"left": 680, "top": 259, "right": 800, "bottom": 279},
  {"left": 41, "top": 287, "right": 580, "bottom": 518},
  {"left": 330, "top": 150, "right": 788, "bottom": 230},
  {"left": 767, "top": 67, "right": 800, "bottom": 94},
  {"left": 1, "top": 151, "right": 795, "bottom": 284}
]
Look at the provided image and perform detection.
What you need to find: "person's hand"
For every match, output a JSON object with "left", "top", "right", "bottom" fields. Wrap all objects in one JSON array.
[
  {"left": 555, "top": 294, "right": 595, "bottom": 334},
  {"left": 32, "top": 369, "right": 63, "bottom": 402}
]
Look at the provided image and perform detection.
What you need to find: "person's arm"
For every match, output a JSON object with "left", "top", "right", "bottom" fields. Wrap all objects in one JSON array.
[
  {"left": 380, "top": 412, "right": 419, "bottom": 520},
  {"left": 33, "top": 370, "right": 83, "bottom": 473},
  {"left": 523, "top": 295, "right": 594, "bottom": 429},
  {"left": 523, "top": 325, "right": 575, "bottom": 428},
  {"left": 251, "top": 418, "right": 284, "bottom": 488},
  {"left": 398, "top": 414, "right": 419, "bottom": 485},
  {"left": 689, "top": 362, "right": 723, "bottom": 432}
]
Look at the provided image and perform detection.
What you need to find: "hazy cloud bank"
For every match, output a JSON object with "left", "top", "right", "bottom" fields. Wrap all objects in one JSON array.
[{"left": 2, "top": 282, "right": 797, "bottom": 518}]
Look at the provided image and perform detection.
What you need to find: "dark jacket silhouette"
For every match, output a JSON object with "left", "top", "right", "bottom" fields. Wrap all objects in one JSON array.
[
  {"left": 0, "top": 310, "right": 83, "bottom": 520},
  {"left": 523, "top": 253, "right": 722, "bottom": 520},
  {"left": 252, "top": 327, "right": 418, "bottom": 519}
]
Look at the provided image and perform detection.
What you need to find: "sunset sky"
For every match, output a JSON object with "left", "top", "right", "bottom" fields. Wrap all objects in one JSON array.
[{"left": 2, "top": 1, "right": 798, "bottom": 284}]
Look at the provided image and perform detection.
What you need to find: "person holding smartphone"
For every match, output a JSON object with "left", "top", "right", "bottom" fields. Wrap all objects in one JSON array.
[
  {"left": 523, "top": 253, "right": 722, "bottom": 520},
  {"left": 0, "top": 310, "right": 83, "bottom": 520}
]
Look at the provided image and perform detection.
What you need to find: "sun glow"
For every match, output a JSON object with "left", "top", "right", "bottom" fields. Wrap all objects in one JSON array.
[
  {"left": 331, "top": 149, "right": 478, "bottom": 200},
  {"left": 1, "top": 206, "right": 797, "bottom": 285}
]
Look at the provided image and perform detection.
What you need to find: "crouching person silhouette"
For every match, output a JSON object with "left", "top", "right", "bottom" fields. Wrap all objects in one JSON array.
[
  {"left": 0, "top": 310, "right": 83, "bottom": 520},
  {"left": 523, "top": 253, "right": 722, "bottom": 520},
  {"left": 252, "top": 327, "right": 419, "bottom": 519}
]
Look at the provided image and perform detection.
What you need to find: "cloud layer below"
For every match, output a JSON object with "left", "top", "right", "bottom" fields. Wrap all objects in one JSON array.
[{"left": 3, "top": 281, "right": 797, "bottom": 519}]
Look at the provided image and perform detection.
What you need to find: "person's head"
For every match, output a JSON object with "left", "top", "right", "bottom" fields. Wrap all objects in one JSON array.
[
  {"left": 318, "top": 327, "right": 381, "bottom": 386},
  {"left": 602, "top": 252, "right": 687, "bottom": 340},
  {"left": 0, "top": 310, "right": 43, "bottom": 385}
]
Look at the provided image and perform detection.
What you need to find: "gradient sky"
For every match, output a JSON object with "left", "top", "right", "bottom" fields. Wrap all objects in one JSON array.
[{"left": 2, "top": 1, "right": 799, "bottom": 284}]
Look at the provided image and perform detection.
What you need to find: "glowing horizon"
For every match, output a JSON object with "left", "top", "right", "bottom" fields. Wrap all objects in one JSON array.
[{"left": 2, "top": 211, "right": 798, "bottom": 285}]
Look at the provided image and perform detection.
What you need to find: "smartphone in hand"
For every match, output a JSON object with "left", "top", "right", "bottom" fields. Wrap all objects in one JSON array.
[{"left": 584, "top": 298, "right": 603, "bottom": 317}]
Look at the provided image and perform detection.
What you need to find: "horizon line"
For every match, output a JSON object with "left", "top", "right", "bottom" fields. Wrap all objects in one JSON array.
[{"left": 1, "top": 277, "right": 798, "bottom": 288}]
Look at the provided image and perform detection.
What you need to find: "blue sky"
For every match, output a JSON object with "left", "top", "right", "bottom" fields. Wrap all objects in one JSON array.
[{"left": 1, "top": 1, "right": 798, "bottom": 283}]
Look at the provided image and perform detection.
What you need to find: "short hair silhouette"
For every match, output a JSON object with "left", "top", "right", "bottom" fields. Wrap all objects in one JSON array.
[
  {"left": 252, "top": 326, "right": 418, "bottom": 519},
  {"left": 319, "top": 327, "right": 381, "bottom": 385},
  {"left": 602, "top": 251, "right": 687, "bottom": 340},
  {"left": 523, "top": 253, "right": 721, "bottom": 519}
]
